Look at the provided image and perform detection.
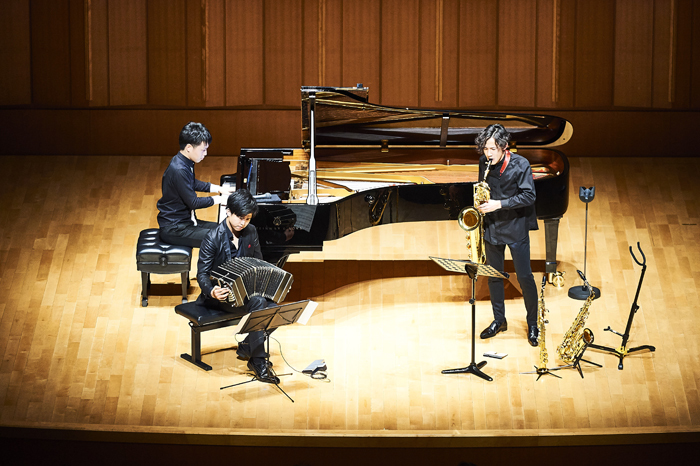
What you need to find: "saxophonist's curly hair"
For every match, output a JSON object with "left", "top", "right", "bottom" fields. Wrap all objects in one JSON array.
[{"left": 475, "top": 123, "right": 511, "bottom": 154}]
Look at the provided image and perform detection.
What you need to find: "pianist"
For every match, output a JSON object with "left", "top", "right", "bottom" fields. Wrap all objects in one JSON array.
[
  {"left": 475, "top": 124, "right": 540, "bottom": 347},
  {"left": 196, "top": 189, "right": 280, "bottom": 384},
  {"left": 157, "top": 122, "right": 232, "bottom": 248}
]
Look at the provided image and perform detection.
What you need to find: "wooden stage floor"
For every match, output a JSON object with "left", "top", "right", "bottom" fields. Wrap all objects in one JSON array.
[{"left": 0, "top": 155, "right": 699, "bottom": 462}]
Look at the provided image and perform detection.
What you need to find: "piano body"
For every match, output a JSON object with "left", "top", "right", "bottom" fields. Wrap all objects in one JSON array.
[{"left": 222, "top": 86, "right": 572, "bottom": 280}]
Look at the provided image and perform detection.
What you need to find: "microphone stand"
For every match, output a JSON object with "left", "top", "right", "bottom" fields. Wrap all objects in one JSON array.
[{"left": 570, "top": 186, "right": 601, "bottom": 300}]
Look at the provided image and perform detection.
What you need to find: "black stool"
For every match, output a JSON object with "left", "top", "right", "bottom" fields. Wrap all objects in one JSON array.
[
  {"left": 175, "top": 301, "right": 243, "bottom": 371},
  {"left": 136, "top": 228, "right": 192, "bottom": 307}
]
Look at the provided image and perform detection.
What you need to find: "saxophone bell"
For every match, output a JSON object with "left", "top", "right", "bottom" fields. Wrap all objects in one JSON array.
[{"left": 457, "top": 206, "right": 481, "bottom": 232}]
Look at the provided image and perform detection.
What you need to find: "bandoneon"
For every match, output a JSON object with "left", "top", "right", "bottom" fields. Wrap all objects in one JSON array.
[{"left": 211, "top": 257, "right": 293, "bottom": 307}]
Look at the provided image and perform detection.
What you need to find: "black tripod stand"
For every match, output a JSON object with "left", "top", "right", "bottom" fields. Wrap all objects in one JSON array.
[
  {"left": 431, "top": 257, "right": 509, "bottom": 382},
  {"left": 567, "top": 327, "right": 602, "bottom": 378},
  {"left": 220, "top": 300, "right": 315, "bottom": 402},
  {"left": 588, "top": 243, "right": 655, "bottom": 369}
]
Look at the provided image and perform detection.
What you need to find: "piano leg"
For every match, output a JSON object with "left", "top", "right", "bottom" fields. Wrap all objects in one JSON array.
[{"left": 544, "top": 217, "right": 561, "bottom": 276}]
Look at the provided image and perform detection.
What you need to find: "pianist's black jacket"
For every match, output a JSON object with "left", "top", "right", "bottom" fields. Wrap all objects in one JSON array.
[
  {"left": 479, "top": 152, "right": 538, "bottom": 245},
  {"left": 157, "top": 152, "right": 214, "bottom": 228},
  {"left": 196, "top": 219, "right": 263, "bottom": 304}
]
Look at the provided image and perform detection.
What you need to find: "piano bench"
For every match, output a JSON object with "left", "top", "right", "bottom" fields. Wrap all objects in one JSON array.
[
  {"left": 175, "top": 301, "right": 243, "bottom": 371},
  {"left": 136, "top": 228, "right": 192, "bottom": 307}
]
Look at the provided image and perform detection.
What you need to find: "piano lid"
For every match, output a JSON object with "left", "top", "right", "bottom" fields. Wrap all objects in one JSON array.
[{"left": 301, "top": 86, "right": 573, "bottom": 151}]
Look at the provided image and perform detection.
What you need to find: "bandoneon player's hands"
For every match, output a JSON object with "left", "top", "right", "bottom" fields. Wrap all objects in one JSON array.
[{"left": 211, "top": 285, "right": 230, "bottom": 301}]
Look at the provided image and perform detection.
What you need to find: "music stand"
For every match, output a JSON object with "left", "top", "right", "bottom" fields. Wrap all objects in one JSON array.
[
  {"left": 430, "top": 256, "right": 509, "bottom": 382},
  {"left": 220, "top": 299, "right": 316, "bottom": 402}
]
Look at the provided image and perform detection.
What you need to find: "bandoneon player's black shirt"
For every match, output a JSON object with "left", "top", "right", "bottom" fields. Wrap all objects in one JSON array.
[
  {"left": 479, "top": 152, "right": 538, "bottom": 246},
  {"left": 157, "top": 152, "right": 214, "bottom": 228}
]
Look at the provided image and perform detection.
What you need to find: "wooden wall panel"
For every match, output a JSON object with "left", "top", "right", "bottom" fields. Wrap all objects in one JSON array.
[
  {"left": 30, "top": 0, "right": 72, "bottom": 106},
  {"left": 263, "top": 0, "right": 302, "bottom": 106},
  {"left": 574, "top": 0, "right": 615, "bottom": 108},
  {"left": 186, "top": 0, "right": 205, "bottom": 106},
  {"left": 301, "top": 0, "right": 320, "bottom": 87},
  {"left": 0, "top": 0, "right": 31, "bottom": 105},
  {"left": 670, "top": 0, "right": 692, "bottom": 107},
  {"left": 553, "top": 0, "right": 576, "bottom": 108},
  {"left": 458, "top": 0, "right": 498, "bottom": 107},
  {"left": 148, "top": 0, "right": 187, "bottom": 106},
  {"left": 225, "top": 0, "right": 264, "bottom": 105},
  {"left": 322, "top": 0, "right": 343, "bottom": 87},
  {"left": 535, "top": 0, "right": 555, "bottom": 108},
  {"left": 419, "top": 0, "right": 460, "bottom": 108},
  {"left": 84, "top": 0, "right": 110, "bottom": 106},
  {"left": 108, "top": 0, "right": 148, "bottom": 105},
  {"left": 205, "top": 0, "right": 226, "bottom": 106},
  {"left": 498, "top": 0, "right": 537, "bottom": 107},
  {"left": 652, "top": 0, "right": 675, "bottom": 108},
  {"left": 613, "top": 0, "right": 654, "bottom": 107},
  {"left": 69, "top": 0, "right": 88, "bottom": 107},
  {"left": 691, "top": 0, "right": 700, "bottom": 108},
  {"left": 342, "top": 0, "right": 381, "bottom": 93},
  {"left": 380, "top": 0, "right": 420, "bottom": 106}
]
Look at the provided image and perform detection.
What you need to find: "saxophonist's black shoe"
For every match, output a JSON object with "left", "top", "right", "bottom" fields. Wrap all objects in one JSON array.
[
  {"left": 480, "top": 320, "right": 507, "bottom": 339},
  {"left": 528, "top": 325, "right": 539, "bottom": 347},
  {"left": 247, "top": 358, "right": 279, "bottom": 384}
]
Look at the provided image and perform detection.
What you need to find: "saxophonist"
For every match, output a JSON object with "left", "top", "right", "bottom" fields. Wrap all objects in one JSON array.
[{"left": 476, "top": 124, "right": 540, "bottom": 347}]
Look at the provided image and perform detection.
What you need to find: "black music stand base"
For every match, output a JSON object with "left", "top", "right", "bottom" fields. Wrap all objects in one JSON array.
[
  {"left": 442, "top": 361, "right": 492, "bottom": 382},
  {"left": 221, "top": 331, "right": 294, "bottom": 402}
]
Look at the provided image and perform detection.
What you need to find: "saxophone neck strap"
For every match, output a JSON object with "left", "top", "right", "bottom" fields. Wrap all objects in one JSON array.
[{"left": 499, "top": 150, "right": 511, "bottom": 175}]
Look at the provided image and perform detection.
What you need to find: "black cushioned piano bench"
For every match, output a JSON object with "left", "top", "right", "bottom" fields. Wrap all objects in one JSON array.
[
  {"left": 136, "top": 228, "right": 192, "bottom": 307},
  {"left": 175, "top": 301, "right": 242, "bottom": 371}
]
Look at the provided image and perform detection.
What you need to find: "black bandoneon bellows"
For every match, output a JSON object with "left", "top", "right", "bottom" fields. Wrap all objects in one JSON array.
[{"left": 210, "top": 257, "right": 293, "bottom": 306}]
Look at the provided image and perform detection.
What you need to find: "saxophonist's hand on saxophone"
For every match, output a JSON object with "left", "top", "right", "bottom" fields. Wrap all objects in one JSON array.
[
  {"left": 477, "top": 198, "right": 502, "bottom": 213},
  {"left": 476, "top": 157, "right": 501, "bottom": 213}
]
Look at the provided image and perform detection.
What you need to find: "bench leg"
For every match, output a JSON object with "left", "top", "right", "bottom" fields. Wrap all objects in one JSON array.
[
  {"left": 180, "top": 271, "right": 189, "bottom": 304},
  {"left": 180, "top": 325, "right": 212, "bottom": 371},
  {"left": 141, "top": 272, "right": 149, "bottom": 307}
]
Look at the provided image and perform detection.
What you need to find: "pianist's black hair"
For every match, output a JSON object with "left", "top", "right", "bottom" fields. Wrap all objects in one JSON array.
[
  {"left": 475, "top": 123, "right": 511, "bottom": 154},
  {"left": 179, "top": 122, "right": 212, "bottom": 150},
  {"left": 227, "top": 189, "right": 259, "bottom": 218}
]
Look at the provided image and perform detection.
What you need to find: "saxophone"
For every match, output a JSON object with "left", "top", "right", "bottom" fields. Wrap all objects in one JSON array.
[
  {"left": 557, "top": 270, "right": 595, "bottom": 364},
  {"left": 536, "top": 275, "right": 549, "bottom": 370},
  {"left": 458, "top": 159, "right": 492, "bottom": 264}
]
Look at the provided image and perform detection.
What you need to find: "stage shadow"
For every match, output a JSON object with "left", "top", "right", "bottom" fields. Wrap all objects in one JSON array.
[{"left": 283, "top": 259, "right": 548, "bottom": 302}]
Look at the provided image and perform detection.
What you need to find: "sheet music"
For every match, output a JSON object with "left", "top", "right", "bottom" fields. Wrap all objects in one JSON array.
[{"left": 429, "top": 256, "right": 509, "bottom": 279}]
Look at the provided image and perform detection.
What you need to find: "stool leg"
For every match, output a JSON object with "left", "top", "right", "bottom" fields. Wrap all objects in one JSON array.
[
  {"left": 180, "top": 272, "right": 189, "bottom": 303},
  {"left": 141, "top": 272, "right": 149, "bottom": 307},
  {"left": 180, "top": 325, "right": 212, "bottom": 371}
]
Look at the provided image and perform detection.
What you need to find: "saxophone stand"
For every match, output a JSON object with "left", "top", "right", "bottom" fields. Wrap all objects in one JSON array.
[
  {"left": 568, "top": 328, "right": 601, "bottom": 378},
  {"left": 521, "top": 276, "right": 565, "bottom": 381},
  {"left": 588, "top": 242, "right": 655, "bottom": 369},
  {"left": 430, "top": 257, "right": 509, "bottom": 382},
  {"left": 523, "top": 363, "right": 563, "bottom": 381},
  {"left": 221, "top": 300, "right": 316, "bottom": 402}
]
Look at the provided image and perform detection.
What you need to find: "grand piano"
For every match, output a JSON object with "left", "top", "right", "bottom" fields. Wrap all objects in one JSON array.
[{"left": 222, "top": 85, "right": 572, "bottom": 282}]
